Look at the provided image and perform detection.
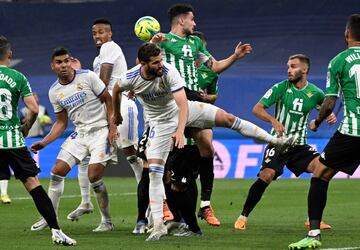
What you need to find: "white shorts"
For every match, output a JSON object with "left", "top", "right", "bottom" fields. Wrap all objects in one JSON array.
[
  {"left": 58, "top": 126, "right": 113, "bottom": 168},
  {"left": 116, "top": 96, "right": 139, "bottom": 149},
  {"left": 145, "top": 101, "right": 218, "bottom": 162}
]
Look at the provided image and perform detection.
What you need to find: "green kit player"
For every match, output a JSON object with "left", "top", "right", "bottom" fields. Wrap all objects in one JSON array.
[
  {"left": 0, "top": 35, "right": 76, "bottom": 246},
  {"left": 234, "top": 54, "right": 335, "bottom": 231},
  {"left": 289, "top": 14, "right": 360, "bottom": 250}
]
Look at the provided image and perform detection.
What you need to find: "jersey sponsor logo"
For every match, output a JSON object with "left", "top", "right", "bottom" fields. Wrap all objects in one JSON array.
[
  {"left": 292, "top": 98, "right": 304, "bottom": 112},
  {"left": 181, "top": 45, "right": 193, "bottom": 58},
  {"left": 59, "top": 92, "right": 87, "bottom": 109}
]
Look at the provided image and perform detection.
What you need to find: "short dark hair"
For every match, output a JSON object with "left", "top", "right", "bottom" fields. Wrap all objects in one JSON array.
[
  {"left": 192, "top": 31, "right": 206, "bottom": 42},
  {"left": 167, "top": 3, "right": 194, "bottom": 25},
  {"left": 346, "top": 14, "right": 360, "bottom": 41},
  {"left": 0, "top": 36, "right": 11, "bottom": 61},
  {"left": 51, "top": 47, "right": 71, "bottom": 60},
  {"left": 289, "top": 54, "right": 311, "bottom": 73},
  {"left": 137, "top": 43, "right": 161, "bottom": 63},
  {"left": 93, "top": 18, "right": 112, "bottom": 31}
]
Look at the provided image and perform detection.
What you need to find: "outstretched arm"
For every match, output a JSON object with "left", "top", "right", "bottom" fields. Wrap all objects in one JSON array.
[
  {"left": 205, "top": 42, "right": 252, "bottom": 74},
  {"left": 30, "top": 110, "right": 68, "bottom": 153}
]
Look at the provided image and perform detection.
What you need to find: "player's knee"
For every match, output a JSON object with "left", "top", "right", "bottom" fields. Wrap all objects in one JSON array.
[
  {"left": 198, "top": 144, "right": 214, "bottom": 157},
  {"left": 259, "top": 169, "right": 275, "bottom": 184}
]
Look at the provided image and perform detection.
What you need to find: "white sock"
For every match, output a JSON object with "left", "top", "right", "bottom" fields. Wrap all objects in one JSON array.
[
  {"left": 231, "top": 117, "right": 278, "bottom": 145},
  {"left": 91, "top": 179, "right": 111, "bottom": 224},
  {"left": 308, "top": 229, "right": 321, "bottom": 237},
  {"left": 200, "top": 200, "right": 210, "bottom": 208},
  {"left": 0, "top": 180, "right": 8, "bottom": 195},
  {"left": 126, "top": 155, "right": 143, "bottom": 183},
  {"left": 148, "top": 164, "right": 165, "bottom": 227},
  {"left": 78, "top": 160, "right": 91, "bottom": 205},
  {"left": 48, "top": 173, "right": 65, "bottom": 214}
]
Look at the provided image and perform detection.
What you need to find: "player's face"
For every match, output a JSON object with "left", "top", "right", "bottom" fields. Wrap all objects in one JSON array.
[
  {"left": 182, "top": 12, "right": 196, "bottom": 36},
  {"left": 287, "top": 58, "right": 306, "bottom": 83},
  {"left": 146, "top": 55, "right": 164, "bottom": 77},
  {"left": 51, "top": 54, "right": 73, "bottom": 79},
  {"left": 92, "top": 24, "right": 112, "bottom": 49}
]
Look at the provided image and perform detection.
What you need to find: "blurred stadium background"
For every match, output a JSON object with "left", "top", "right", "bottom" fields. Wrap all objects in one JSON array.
[{"left": 1, "top": 0, "right": 358, "bottom": 178}]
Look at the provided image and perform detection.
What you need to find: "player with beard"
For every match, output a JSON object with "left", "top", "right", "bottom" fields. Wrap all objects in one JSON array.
[
  {"left": 234, "top": 54, "right": 335, "bottom": 231},
  {"left": 112, "top": 43, "right": 297, "bottom": 241}
]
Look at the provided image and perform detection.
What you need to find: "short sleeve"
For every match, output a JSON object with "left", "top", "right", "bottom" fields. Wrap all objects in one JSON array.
[
  {"left": 48, "top": 86, "right": 64, "bottom": 113},
  {"left": 99, "top": 42, "right": 118, "bottom": 65},
  {"left": 196, "top": 38, "right": 212, "bottom": 64},
  {"left": 19, "top": 73, "right": 32, "bottom": 98},
  {"left": 325, "top": 58, "right": 341, "bottom": 97},
  {"left": 87, "top": 70, "right": 106, "bottom": 96},
  {"left": 259, "top": 81, "right": 287, "bottom": 108},
  {"left": 164, "top": 63, "right": 185, "bottom": 92}
]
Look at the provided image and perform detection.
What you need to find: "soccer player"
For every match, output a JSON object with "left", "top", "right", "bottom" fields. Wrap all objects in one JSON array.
[
  {"left": 234, "top": 54, "right": 336, "bottom": 231},
  {"left": 0, "top": 36, "right": 75, "bottom": 245},
  {"left": 111, "top": 43, "right": 296, "bottom": 241},
  {"left": 150, "top": 3, "right": 252, "bottom": 226},
  {"left": 30, "top": 47, "right": 116, "bottom": 232},
  {"left": 289, "top": 14, "right": 360, "bottom": 249},
  {"left": 67, "top": 18, "right": 142, "bottom": 223}
]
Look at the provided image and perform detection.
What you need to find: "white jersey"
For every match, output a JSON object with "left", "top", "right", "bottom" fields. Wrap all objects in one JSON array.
[
  {"left": 49, "top": 69, "right": 108, "bottom": 131},
  {"left": 93, "top": 40, "right": 127, "bottom": 92},
  {"left": 118, "top": 62, "right": 185, "bottom": 122}
]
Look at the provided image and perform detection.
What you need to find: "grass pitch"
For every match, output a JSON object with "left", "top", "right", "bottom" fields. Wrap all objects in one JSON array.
[{"left": 0, "top": 178, "right": 359, "bottom": 250}]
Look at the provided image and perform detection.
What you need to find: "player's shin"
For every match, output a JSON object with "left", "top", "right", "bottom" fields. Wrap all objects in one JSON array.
[
  {"left": 231, "top": 117, "right": 278, "bottom": 144},
  {"left": 48, "top": 173, "right": 65, "bottom": 213},
  {"left": 148, "top": 164, "right": 165, "bottom": 229},
  {"left": 91, "top": 179, "right": 111, "bottom": 223}
]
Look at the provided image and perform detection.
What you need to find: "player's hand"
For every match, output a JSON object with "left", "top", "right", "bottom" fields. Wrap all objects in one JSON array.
[
  {"left": 70, "top": 57, "right": 82, "bottom": 70},
  {"left": 172, "top": 130, "right": 184, "bottom": 149},
  {"left": 108, "top": 124, "right": 118, "bottom": 144},
  {"left": 233, "top": 42, "right": 252, "bottom": 59},
  {"left": 30, "top": 141, "right": 46, "bottom": 154},
  {"left": 127, "top": 91, "right": 136, "bottom": 99},
  {"left": 271, "top": 119, "right": 285, "bottom": 136},
  {"left": 112, "top": 113, "right": 123, "bottom": 126},
  {"left": 150, "top": 33, "right": 167, "bottom": 43},
  {"left": 309, "top": 119, "right": 319, "bottom": 132},
  {"left": 326, "top": 112, "right": 337, "bottom": 125}
]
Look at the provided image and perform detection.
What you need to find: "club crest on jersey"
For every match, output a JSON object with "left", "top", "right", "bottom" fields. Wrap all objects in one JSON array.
[
  {"left": 306, "top": 91, "right": 314, "bottom": 98},
  {"left": 76, "top": 83, "right": 84, "bottom": 91},
  {"left": 201, "top": 72, "right": 208, "bottom": 79}
]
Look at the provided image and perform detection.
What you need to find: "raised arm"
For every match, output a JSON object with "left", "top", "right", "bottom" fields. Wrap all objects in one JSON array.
[{"left": 205, "top": 42, "right": 252, "bottom": 74}]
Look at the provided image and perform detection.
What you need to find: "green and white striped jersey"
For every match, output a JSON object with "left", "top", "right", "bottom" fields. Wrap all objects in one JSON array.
[
  {"left": 260, "top": 80, "right": 324, "bottom": 145},
  {"left": 158, "top": 32, "right": 212, "bottom": 91},
  {"left": 0, "top": 65, "right": 32, "bottom": 149},
  {"left": 326, "top": 47, "right": 360, "bottom": 137}
]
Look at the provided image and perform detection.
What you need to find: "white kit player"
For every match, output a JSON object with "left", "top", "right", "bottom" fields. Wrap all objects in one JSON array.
[
  {"left": 67, "top": 18, "right": 143, "bottom": 223},
  {"left": 111, "top": 43, "right": 297, "bottom": 241},
  {"left": 30, "top": 47, "right": 116, "bottom": 232}
]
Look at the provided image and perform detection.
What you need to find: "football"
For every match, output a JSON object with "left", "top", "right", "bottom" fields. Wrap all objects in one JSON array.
[{"left": 134, "top": 16, "right": 160, "bottom": 42}]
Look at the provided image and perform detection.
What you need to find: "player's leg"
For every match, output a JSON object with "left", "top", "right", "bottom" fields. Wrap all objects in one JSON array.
[
  {"left": 67, "top": 156, "right": 94, "bottom": 221},
  {"left": 119, "top": 98, "right": 143, "bottom": 183},
  {"left": 87, "top": 127, "right": 115, "bottom": 232},
  {"left": 289, "top": 132, "right": 360, "bottom": 249},
  {"left": 0, "top": 163, "right": 11, "bottom": 204},
  {"left": 88, "top": 162, "right": 113, "bottom": 232},
  {"left": 189, "top": 129, "right": 220, "bottom": 226},
  {"left": 31, "top": 153, "right": 74, "bottom": 231},
  {"left": 0, "top": 148, "right": 76, "bottom": 245}
]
